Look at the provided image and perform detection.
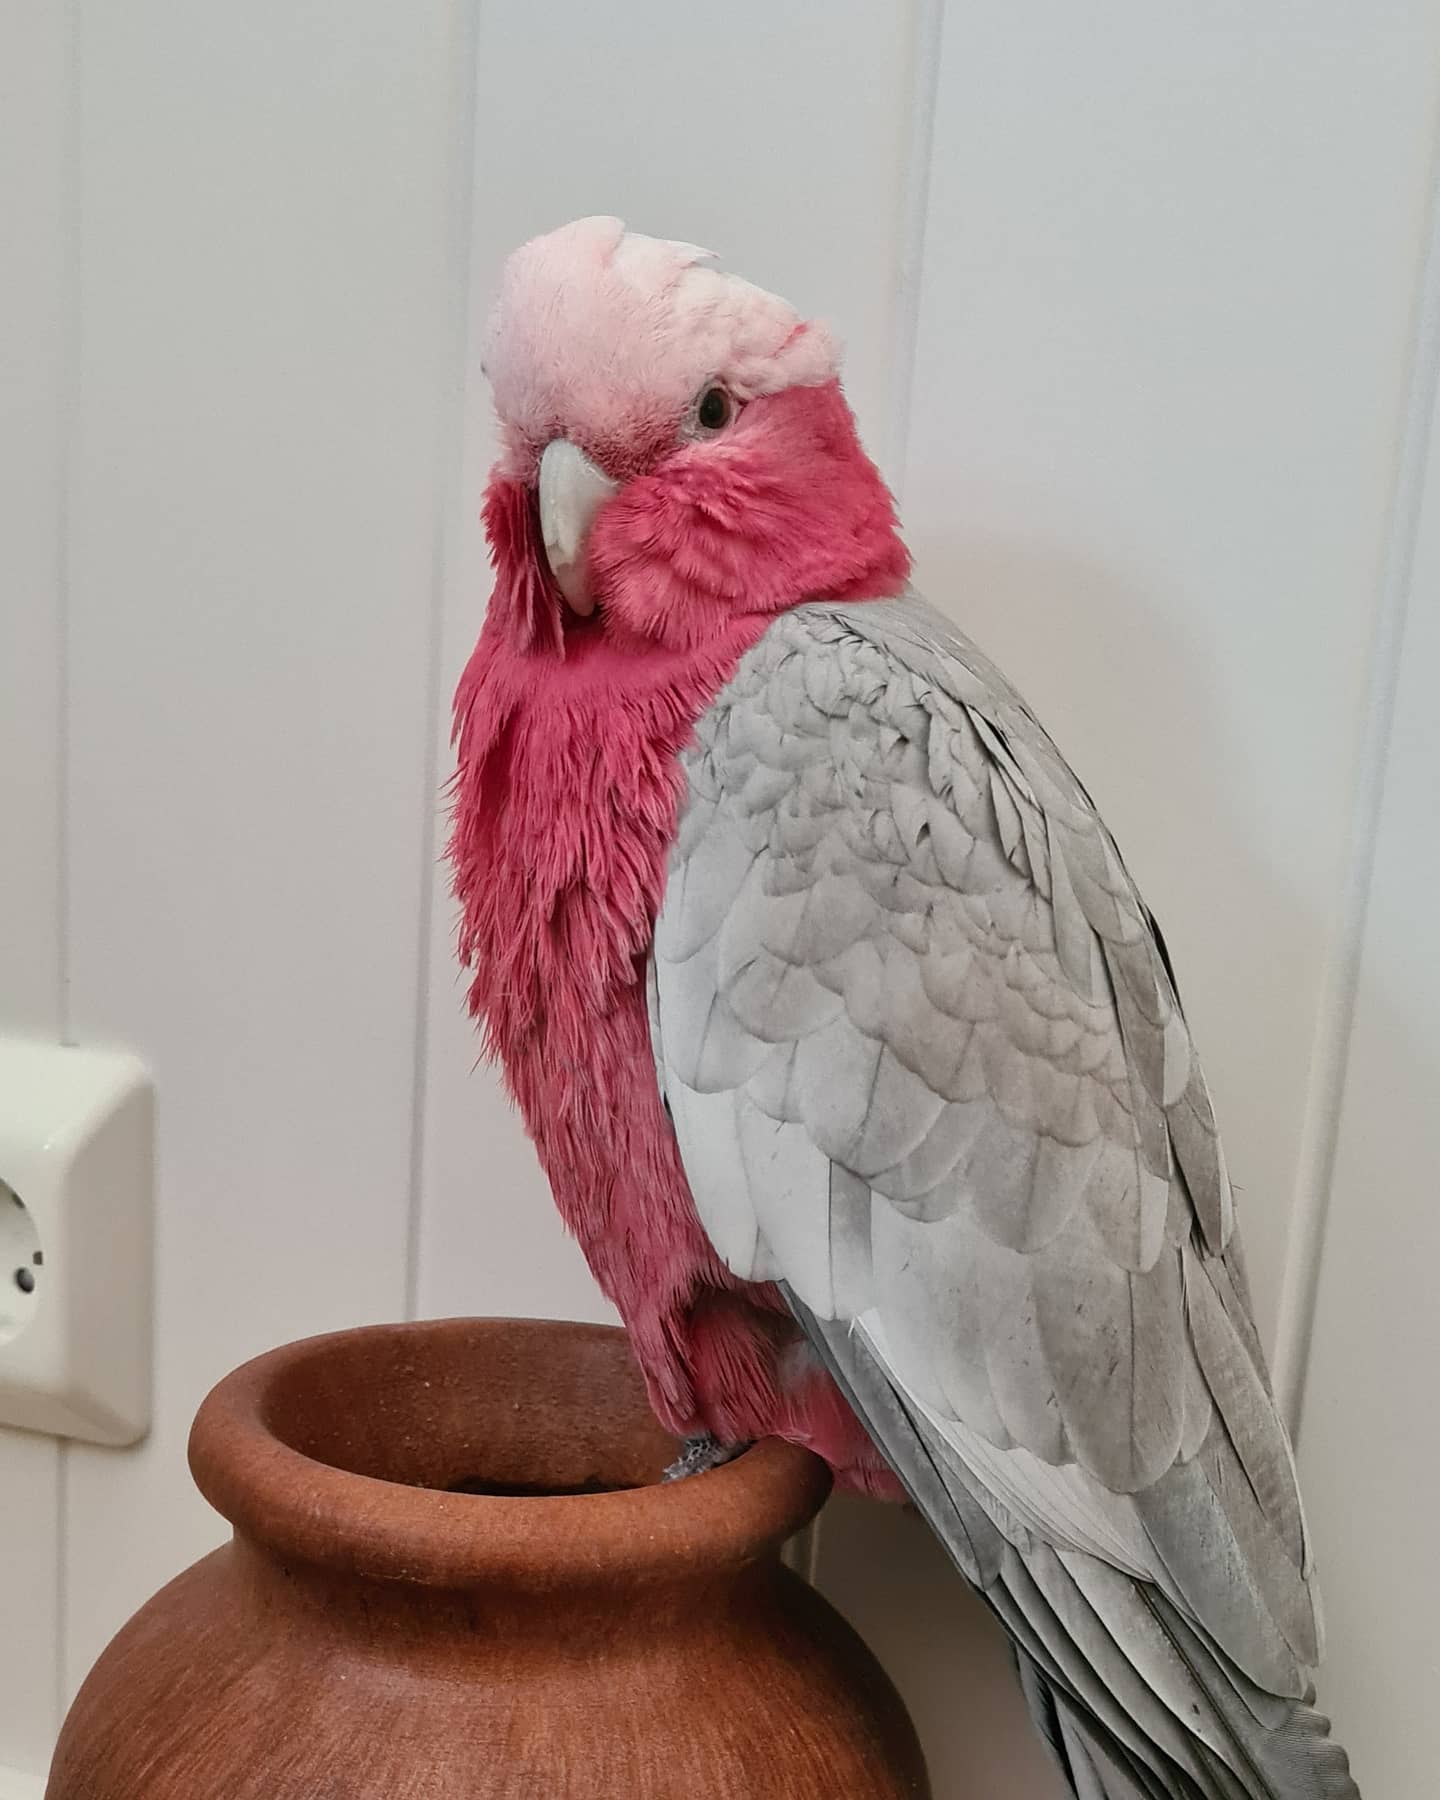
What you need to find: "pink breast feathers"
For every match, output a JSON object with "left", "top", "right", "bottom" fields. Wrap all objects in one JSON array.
[{"left": 450, "top": 611, "right": 900, "bottom": 1499}]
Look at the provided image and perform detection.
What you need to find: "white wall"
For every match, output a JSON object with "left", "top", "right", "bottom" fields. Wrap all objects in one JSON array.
[
  {"left": 1295, "top": 228, "right": 1440, "bottom": 1797},
  {"left": 1, "top": 4, "right": 70, "bottom": 1775},
  {"left": 3, "top": 4, "right": 1438, "bottom": 1795}
]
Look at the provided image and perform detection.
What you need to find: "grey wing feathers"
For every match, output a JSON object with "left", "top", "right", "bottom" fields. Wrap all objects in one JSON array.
[{"left": 649, "top": 596, "right": 1357, "bottom": 1799}]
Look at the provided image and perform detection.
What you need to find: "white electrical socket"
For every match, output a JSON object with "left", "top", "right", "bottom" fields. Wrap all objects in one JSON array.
[{"left": 0, "top": 1039, "right": 153, "bottom": 1445}]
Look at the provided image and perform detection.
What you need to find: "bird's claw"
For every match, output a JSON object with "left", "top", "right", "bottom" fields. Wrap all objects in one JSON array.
[{"left": 663, "top": 1433, "right": 749, "bottom": 1482}]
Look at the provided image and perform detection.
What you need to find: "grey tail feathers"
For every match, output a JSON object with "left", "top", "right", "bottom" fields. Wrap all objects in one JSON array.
[
  {"left": 1015, "top": 1653, "right": 1176, "bottom": 1800},
  {"left": 1013, "top": 1638, "right": 1356, "bottom": 1800},
  {"left": 781, "top": 1287, "right": 1360, "bottom": 1800}
]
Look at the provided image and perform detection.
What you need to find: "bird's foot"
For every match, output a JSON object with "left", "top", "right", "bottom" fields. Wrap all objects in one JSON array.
[{"left": 663, "top": 1433, "right": 749, "bottom": 1482}]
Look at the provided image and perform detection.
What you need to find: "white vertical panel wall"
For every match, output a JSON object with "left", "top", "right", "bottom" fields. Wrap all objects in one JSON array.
[
  {"left": 0, "top": 3, "right": 71, "bottom": 1777},
  {"left": 1296, "top": 198, "right": 1440, "bottom": 1799},
  {"left": 55, "top": 0, "right": 472, "bottom": 1707},
  {"left": 891, "top": 14, "right": 1440, "bottom": 1792},
  {"left": 2, "top": 4, "right": 1439, "bottom": 1794},
  {"left": 814, "top": 10, "right": 1440, "bottom": 1792},
  {"left": 905, "top": 1, "right": 1440, "bottom": 1338}
]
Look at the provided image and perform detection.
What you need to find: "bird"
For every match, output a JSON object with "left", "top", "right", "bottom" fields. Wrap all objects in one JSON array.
[{"left": 450, "top": 214, "right": 1359, "bottom": 1800}]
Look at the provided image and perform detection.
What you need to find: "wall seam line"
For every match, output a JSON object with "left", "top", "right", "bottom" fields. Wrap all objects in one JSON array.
[
  {"left": 888, "top": 0, "right": 945, "bottom": 506},
  {"left": 55, "top": 0, "right": 81, "bottom": 1053},
  {"left": 403, "top": 0, "right": 483, "bottom": 1324},
  {"left": 52, "top": 0, "right": 85, "bottom": 1740},
  {"left": 1271, "top": 119, "right": 1440, "bottom": 1440}
]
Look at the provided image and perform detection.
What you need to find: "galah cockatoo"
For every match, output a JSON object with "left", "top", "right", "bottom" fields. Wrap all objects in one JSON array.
[{"left": 451, "top": 216, "right": 1357, "bottom": 1800}]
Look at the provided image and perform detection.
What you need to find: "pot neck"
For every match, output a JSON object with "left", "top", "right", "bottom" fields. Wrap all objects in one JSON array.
[{"left": 187, "top": 1320, "right": 832, "bottom": 1598}]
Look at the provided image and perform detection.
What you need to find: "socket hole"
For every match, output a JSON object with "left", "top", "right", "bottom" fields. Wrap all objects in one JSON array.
[{"left": 0, "top": 1180, "right": 43, "bottom": 1347}]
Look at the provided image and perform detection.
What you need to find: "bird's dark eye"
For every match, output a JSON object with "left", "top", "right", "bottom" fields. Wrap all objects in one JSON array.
[{"left": 696, "top": 386, "right": 733, "bottom": 432}]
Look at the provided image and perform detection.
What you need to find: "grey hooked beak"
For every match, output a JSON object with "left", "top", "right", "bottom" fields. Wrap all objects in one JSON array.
[{"left": 537, "top": 439, "right": 619, "bottom": 617}]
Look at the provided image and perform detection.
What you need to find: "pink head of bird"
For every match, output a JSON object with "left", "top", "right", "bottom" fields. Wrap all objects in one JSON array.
[{"left": 478, "top": 216, "right": 909, "bottom": 656}]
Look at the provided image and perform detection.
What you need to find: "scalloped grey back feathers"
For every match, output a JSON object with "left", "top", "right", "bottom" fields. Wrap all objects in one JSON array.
[{"left": 648, "top": 594, "right": 1358, "bottom": 1799}]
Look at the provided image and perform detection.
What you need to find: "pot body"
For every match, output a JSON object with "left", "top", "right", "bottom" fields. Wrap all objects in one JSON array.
[{"left": 47, "top": 1319, "right": 928, "bottom": 1799}]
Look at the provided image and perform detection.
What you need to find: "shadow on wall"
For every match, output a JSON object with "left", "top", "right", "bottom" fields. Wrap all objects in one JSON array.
[
  {"left": 819, "top": 1496, "right": 1068, "bottom": 1799},
  {"left": 1286, "top": 961, "right": 1439, "bottom": 1798}
]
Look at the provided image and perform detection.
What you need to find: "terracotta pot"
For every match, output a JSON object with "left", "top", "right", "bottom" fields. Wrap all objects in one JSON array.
[{"left": 47, "top": 1318, "right": 929, "bottom": 1798}]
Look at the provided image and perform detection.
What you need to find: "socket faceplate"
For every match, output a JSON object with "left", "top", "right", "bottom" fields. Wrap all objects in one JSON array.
[{"left": 0, "top": 1040, "right": 153, "bottom": 1444}]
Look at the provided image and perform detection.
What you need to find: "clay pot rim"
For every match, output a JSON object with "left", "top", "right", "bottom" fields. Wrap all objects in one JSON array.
[{"left": 188, "top": 1317, "right": 832, "bottom": 1591}]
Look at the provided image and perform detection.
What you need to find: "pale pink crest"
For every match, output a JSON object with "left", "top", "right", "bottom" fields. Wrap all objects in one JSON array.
[{"left": 482, "top": 215, "right": 838, "bottom": 472}]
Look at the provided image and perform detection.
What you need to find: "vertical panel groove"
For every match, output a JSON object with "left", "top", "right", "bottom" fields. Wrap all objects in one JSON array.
[
  {"left": 404, "top": 0, "right": 483, "bottom": 1325},
  {"left": 61, "top": 0, "right": 468, "bottom": 1692},
  {"left": 52, "top": 1451, "right": 69, "bottom": 1735},
  {"left": 53, "top": 0, "right": 85, "bottom": 1741},
  {"left": 888, "top": 0, "right": 945, "bottom": 503},
  {"left": 57, "top": 0, "right": 81, "bottom": 1054},
  {"left": 1272, "top": 121, "right": 1440, "bottom": 1438}
]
